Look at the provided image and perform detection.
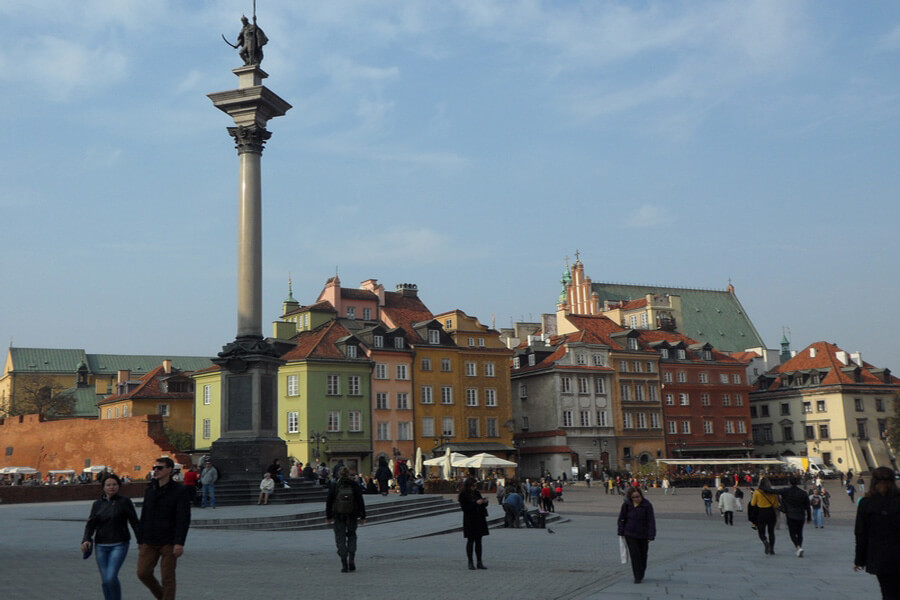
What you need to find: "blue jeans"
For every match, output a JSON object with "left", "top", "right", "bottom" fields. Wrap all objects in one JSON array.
[
  {"left": 812, "top": 507, "right": 824, "bottom": 527},
  {"left": 95, "top": 542, "right": 129, "bottom": 600},
  {"left": 704, "top": 499, "right": 712, "bottom": 515},
  {"left": 202, "top": 483, "right": 215, "bottom": 507}
]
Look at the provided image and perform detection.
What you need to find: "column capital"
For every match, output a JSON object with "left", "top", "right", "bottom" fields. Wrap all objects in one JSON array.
[{"left": 227, "top": 125, "right": 272, "bottom": 155}]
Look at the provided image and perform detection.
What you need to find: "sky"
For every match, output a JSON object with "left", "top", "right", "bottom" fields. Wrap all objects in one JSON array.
[{"left": 2, "top": 1, "right": 899, "bottom": 372}]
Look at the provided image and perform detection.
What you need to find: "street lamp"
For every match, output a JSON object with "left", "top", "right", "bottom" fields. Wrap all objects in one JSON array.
[
  {"left": 308, "top": 430, "right": 328, "bottom": 460},
  {"left": 433, "top": 434, "right": 450, "bottom": 458}
]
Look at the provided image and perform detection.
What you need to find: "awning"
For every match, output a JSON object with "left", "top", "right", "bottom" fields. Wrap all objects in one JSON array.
[
  {"left": 433, "top": 442, "right": 515, "bottom": 454},
  {"left": 326, "top": 445, "right": 371, "bottom": 456}
]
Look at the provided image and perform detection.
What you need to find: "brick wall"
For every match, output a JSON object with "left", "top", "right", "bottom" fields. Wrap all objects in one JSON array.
[
  {"left": 0, "top": 413, "right": 191, "bottom": 482},
  {"left": 0, "top": 480, "right": 149, "bottom": 505}
]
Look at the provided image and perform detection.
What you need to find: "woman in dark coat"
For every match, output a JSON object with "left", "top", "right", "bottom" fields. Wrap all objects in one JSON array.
[
  {"left": 617, "top": 485, "right": 656, "bottom": 584},
  {"left": 375, "top": 458, "right": 392, "bottom": 496},
  {"left": 854, "top": 466, "right": 900, "bottom": 600},
  {"left": 81, "top": 474, "right": 140, "bottom": 600},
  {"left": 458, "top": 476, "right": 489, "bottom": 570}
]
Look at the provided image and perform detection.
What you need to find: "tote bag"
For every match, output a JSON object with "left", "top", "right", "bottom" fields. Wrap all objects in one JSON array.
[{"left": 618, "top": 536, "right": 628, "bottom": 564}]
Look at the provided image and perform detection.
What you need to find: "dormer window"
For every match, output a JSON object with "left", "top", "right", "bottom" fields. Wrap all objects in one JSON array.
[
  {"left": 394, "top": 337, "right": 404, "bottom": 349},
  {"left": 528, "top": 354, "right": 536, "bottom": 367},
  {"left": 660, "top": 349, "right": 669, "bottom": 359},
  {"left": 677, "top": 349, "right": 686, "bottom": 360},
  {"left": 627, "top": 337, "right": 638, "bottom": 351},
  {"left": 702, "top": 350, "right": 712, "bottom": 361},
  {"left": 373, "top": 335, "right": 384, "bottom": 348},
  {"left": 513, "top": 357, "right": 520, "bottom": 369},
  {"left": 428, "top": 329, "right": 440, "bottom": 345},
  {"left": 445, "top": 319, "right": 452, "bottom": 329},
  {"left": 346, "top": 307, "right": 356, "bottom": 319},
  {"left": 346, "top": 345, "right": 357, "bottom": 358}
]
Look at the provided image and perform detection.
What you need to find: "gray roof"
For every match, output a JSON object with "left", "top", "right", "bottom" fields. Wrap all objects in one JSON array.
[
  {"left": 590, "top": 283, "right": 766, "bottom": 353},
  {"left": 9, "top": 348, "right": 213, "bottom": 375}
]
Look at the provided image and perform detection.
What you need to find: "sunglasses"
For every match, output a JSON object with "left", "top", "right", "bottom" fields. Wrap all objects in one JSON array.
[{"left": 152, "top": 465, "right": 168, "bottom": 471}]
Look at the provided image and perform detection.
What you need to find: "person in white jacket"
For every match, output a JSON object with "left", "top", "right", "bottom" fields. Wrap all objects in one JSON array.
[
  {"left": 258, "top": 473, "right": 275, "bottom": 505},
  {"left": 718, "top": 487, "right": 739, "bottom": 526}
]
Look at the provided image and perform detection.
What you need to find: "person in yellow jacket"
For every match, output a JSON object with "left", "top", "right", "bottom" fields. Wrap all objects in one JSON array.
[{"left": 750, "top": 477, "right": 780, "bottom": 555}]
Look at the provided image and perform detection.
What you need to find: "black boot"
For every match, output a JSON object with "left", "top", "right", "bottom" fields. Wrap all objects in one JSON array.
[
  {"left": 341, "top": 557, "right": 349, "bottom": 573},
  {"left": 476, "top": 561, "right": 487, "bottom": 570},
  {"left": 468, "top": 560, "right": 475, "bottom": 570},
  {"left": 348, "top": 554, "right": 356, "bottom": 572}
]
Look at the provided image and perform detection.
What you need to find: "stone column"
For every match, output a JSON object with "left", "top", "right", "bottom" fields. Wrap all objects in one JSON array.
[{"left": 207, "top": 66, "right": 292, "bottom": 478}]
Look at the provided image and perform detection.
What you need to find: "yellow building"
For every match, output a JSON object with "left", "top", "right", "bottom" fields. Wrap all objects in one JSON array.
[{"left": 98, "top": 361, "right": 198, "bottom": 435}]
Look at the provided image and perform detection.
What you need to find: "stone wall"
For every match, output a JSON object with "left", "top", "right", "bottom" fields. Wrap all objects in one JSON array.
[{"left": 0, "top": 413, "right": 191, "bottom": 482}]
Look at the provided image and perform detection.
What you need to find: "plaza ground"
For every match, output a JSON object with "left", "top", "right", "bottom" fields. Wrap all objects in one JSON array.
[{"left": 0, "top": 480, "right": 880, "bottom": 599}]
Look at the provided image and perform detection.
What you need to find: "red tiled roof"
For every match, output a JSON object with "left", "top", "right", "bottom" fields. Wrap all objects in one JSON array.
[
  {"left": 730, "top": 351, "right": 761, "bottom": 364},
  {"left": 380, "top": 291, "right": 433, "bottom": 343},
  {"left": 98, "top": 365, "right": 196, "bottom": 405},
  {"left": 761, "top": 341, "right": 900, "bottom": 389},
  {"left": 564, "top": 314, "right": 628, "bottom": 349},
  {"left": 281, "top": 321, "right": 354, "bottom": 361},
  {"left": 341, "top": 288, "right": 378, "bottom": 301},
  {"left": 283, "top": 300, "right": 336, "bottom": 317},
  {"left": 636, "top": 330, "right": 742, "bottom": 364}
]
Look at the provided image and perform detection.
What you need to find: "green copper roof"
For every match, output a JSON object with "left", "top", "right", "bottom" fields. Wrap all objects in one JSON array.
[
  {"left": 8, "top": 348, "right": 88, "bottom": 372},
  {"left": 590, "top": 283, "right": 766, "bottom": 353},
  {"left": 9, "top": 348, "right": 213, "bottom": 375},
  {"left": 58, "top": 386, "right": 103, "bottom": 418}
]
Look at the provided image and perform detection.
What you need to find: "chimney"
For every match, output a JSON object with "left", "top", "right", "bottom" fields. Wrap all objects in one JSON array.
[
  {"left": 850, "top": 351, "right": 862, "bottom": 366},
  {"left": 809, "top": 347, "right": 817, "bottom": 358},
  {"left": 835, "top": 351, "right": 848, "bottom": 366},
  {"left": 395, "top": 283, "right": 418, "bottom": 298},
  {"left": 162, "top": 359, "right": 172, "bottom": 374}
]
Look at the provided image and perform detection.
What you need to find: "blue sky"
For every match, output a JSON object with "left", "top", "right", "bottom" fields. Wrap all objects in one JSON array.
[{"left": 2, "top": 1, "right": 899, "bottom": 372}]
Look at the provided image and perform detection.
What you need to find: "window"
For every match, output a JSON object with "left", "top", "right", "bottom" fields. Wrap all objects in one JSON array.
[
  {"left": 376, "top": 393, "right": 389, "bottom": 410},
  {"left": 521, "top": 416, "right": 529, "bottom": 430},
  {"left": 855, "top": 398, "right": 863, "bottom": 411},
  {"left": 421, "top": 358, "right": 432, "bottom": 371},
  {"left": 528, "top": 354, "right": 536, "bottom": 367},
  {"left": 633, "top": 361, "right": 642, "bottom": 373},
  {"left": 442, "top": 417, "right": 454, "bottom": 436},
  {"left": 484, "top": 363, "right": 495, "bottom": 377},
  {"left": 375, "top": 364, "right": 387, "bottom": 379},
  {"left": 327, "top": 375, "right": 340, "bottom": 395},
  {"left": 594, "top": 378, "right": 605, "bottom": 394},
  {"left": 679, "top": 393, "right": 690, "bottom": 406},
  {"left": 328, "top": 411, "right": 340, "bottom": 432},
  {"left": 629, "top": 315, "right": 638, "bottom": 329},
  {"left": 660, "top": 348, "right": 670, "bottom": 359},
  {"left": 348, "top": 375, "right": 361, "bottom": 395},
  {"left": 421, "top": 386, "right": 433, "bottom": 404},
  {"left": 122, "top": 406, "right": 128, "bottom": 417},
  {"left": 734, "top": 394, "right": 743, "bottom": 406},
  {"left": 576, "top": 353, "right": 586, "bottom": 365},
  {"left": 428, "top": 329, "right": 440, "bottom": 344},
  {"left": 467, "top": 418, "right": 479, "bottom": 438},
  {"left": 202, "top": 419, "right": 211, "bottom": 439},
  {"left": 158, "top": 404, "right": 170, "bottom": 417},
  {"left": 876, "top": 398, "right": 886, "bottom": 412},
  {"left": 563, "top": 410, "right": 574, "bottom": 427},
  {"left": 620, "top": 361, "right": 628, "bottom": 373},
  {"left": 720, "top": 374, "right": 729, "bottom": 384},
  {"left": 677, "top": 349, "right": 686, "bottom": 360},
  {"left": 578, "top": 377, "right": 590, "bottom": 394},
  {"left": 816, "top": 400, "right": 826, "bottom": 412},
  {"left": 702, "top": 350, "right": 712, "bottom": 361},
  {"left": 363, "top": 308, "right": 371, "bottom": 320},
  {"left": 597, "top": 411, "right": 608, "bottom": 427},
  {"left": 513, "top": 357, "right": 520, "bottom": 369},
  {"left": 640, "top": 313, "right": 649, "bottom": 328},
  {"left": 703, "top": 420, "right": 713, "bottom": 434},
  {"left": 465, "top": 362, "right": 476, "bottom": 376},
  {"left": 782, "top": 425, "right": 793, "bottom": 441},
  {"left": 421, "top": 417, "right": 434, "bottom": 438},
  {"left": 623, "top": 413, "right": 634, "bottom": 429},
  {"left": 445, "top": 319, "right": 453, "bottom": 329},
  {"left": 203, "top": 384, "right": 212, "bottom": 404},
  {"left": 114, "top": 406, "right": 119, "bottom": 418},
  {"left": 441, "top": 358, "right": 452, "bottom": 372},
  {"left": 561, "top": 377, "right": 572, "bottom": 393},
  {"left": 699, "top": 372, "right": 708, "bottom": 383},
  {"left": 486, "top": 418, "right": 498, "bottom": 437},
  {"left": 732, "top": 374, "right": 741, "bottom": 384},
  {"left": 677, "top": 371, "right": 687, "bottom": 383},
  {"left": 648, "top": 386, "right": 658, "bottom": 402},
  {"left": 780, "top": 403, "right": 790, "bottom": 416},
  {"left": 485, "top": 389, "right": 497, "bottom": 407},
  {"left": 634, "top": 385, "right": 645, "bottom": 402},
  {"left": 667, "top": 420, "right": 677, "bottom": 434},
  {"left": 393, "top": 337, "right": 405, "bottom": 349},
  {"left": 346, "top": 306, "right": 356, "bottom": 319},
  {"left": 761, "top": 405, "right": 770, "bottom": 417},
  {"left": 396, "top": 393, "right": 409, "bottom": 410},
  {"left": 650, "top": 412, "right": 660, "bottom": 428},
  {"left": 701, "top": 393, "right": 710, "bottom": 407},
  {"left": 663, "top": 372, "right": 673, "bottom": 383},
  {"left": 466, "top": 388, "right": 478, "bottom": 407},
  {"left": 441, "top": 386, "right": 453, "bottom": 405},
  {"left": 637, "top": 413, "right": 647, "bottom": 429},
  {"left": 286, "top": 375, "right": 299, "bottom": 397},
  {"left": 467, "top": 337, "right": 475, "bottom": 346},
  {"left": 665, "top": 393, "right": 674, "bottom": 406},
  {"left": 396, "top": 364, "right": 408, "bottom": 380},
  {"left": 803, "top": 401, "right": 812, "bottom": 414},
  {"left": 725, "top": 420, "right": 735, "bottom": 434},
  {"left": 519, "top": 383, "right": 527, "bottom": 398},
  {"left": 593, "top": 354, "right": 605, "bottom": 366},
  {"left": 348, "top": 411, "right": 362, "bottom": 432},
  {"left": 722, "top": 394, "right": 731, "bottom": 406},
  {"left": 737, "top": 420, "right": 746, "bottom": 434},
  {"left": 805, "top": 425, "right": 815, "bottom": 440},
  {"left": 580, "top": 410, "right": 591, "bottom": 427},
  {"left": 346, "top": 345, "right": 357, "bottom": 358},
  {"left": 376, "top": 422, "right": 390, "bottom": 441},
  {"left": 627, "top": 338, "right": 639, "bottom": 350},
  {"left": 857, "top": 419, "right": 868, "bottom": 440},
  {"left": 287, "top": 411, "right": 299, "bottom": 434},
  {"left": 621, "top": 383, "right": 631, "bottom": 402},
  {"left": 819, "top": 424, "right": 829, "bottom": 439},
  {"left": 681, "top": 420, "right": 691, "bottom": 434}
]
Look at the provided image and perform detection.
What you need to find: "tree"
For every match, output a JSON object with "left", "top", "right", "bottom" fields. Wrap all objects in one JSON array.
[
  {"left": 10, "top": 374, "right": 75, "bottom": 417},
  {"left": 887, "top": 393, "right": 900, "bottom": 452},
  {"left": 164, "top": 427, "right": 194, "bottom": 453}
]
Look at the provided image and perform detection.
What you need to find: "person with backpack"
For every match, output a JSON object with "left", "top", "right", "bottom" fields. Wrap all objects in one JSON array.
[
  {"left": 326, "top": 467, "right": 367, "bottom": 573},
  {"left": 810, "top": 488, "right": 824, "bottom": 528}
]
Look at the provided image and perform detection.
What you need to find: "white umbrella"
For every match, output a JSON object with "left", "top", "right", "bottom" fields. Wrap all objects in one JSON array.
[
  {"left": 442, "top": 447, "right": 452, "bottom": 480},
  {"left": 423, "top": 452, "right": 467, "bottom": 466},
  {"left": 1, "top": 466, "right": 38, "bottom": 474},
  {"left": 414, "top": 447, "right": 423, "bottom": 476},
  {"left": 457, "top": 453, "right": 517, "bottom": 469}
]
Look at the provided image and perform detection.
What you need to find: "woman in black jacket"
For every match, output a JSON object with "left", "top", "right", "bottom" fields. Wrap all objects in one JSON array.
[
  {"left": 81, "top": 474, "right": 140, "bottom": 600},
  {"left": 617, "top": 486, "right": 656, "bottom": 584},
  {"left": 854, "top": 466, "right": 900, "bottom": 599},
  {"left": 459, "top": 477, "right": 489, "bottom": 570}
]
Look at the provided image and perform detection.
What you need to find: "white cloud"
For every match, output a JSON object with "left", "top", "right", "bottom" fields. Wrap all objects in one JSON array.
[{"left": 627, "top": 204, "right": 672, "bottom": 228}]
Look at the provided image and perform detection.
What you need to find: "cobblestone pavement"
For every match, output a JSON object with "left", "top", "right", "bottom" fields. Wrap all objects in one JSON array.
[{"left": 0, "top": 480, "right": 880, "bottom": 599}]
